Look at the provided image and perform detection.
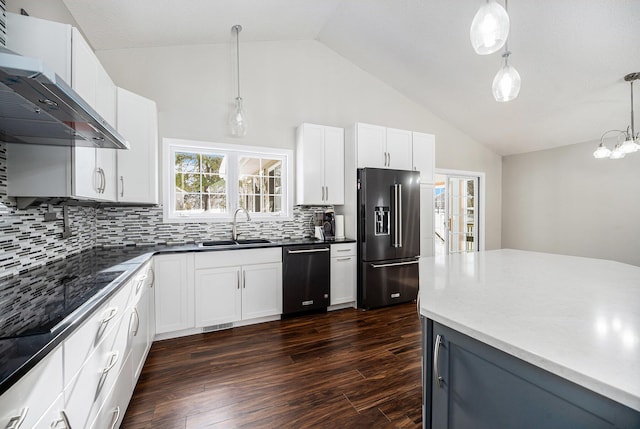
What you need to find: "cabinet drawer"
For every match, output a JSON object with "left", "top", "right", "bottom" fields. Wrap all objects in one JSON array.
[
  {"left": 331, "top": 243, "right": 356, "bottom": 257},
  {"left": 63, "top": 276, "right": 133, "bottom": 387},
  {"left": 194, "top": 248, "right": 281, "bottom": 269},
  {"left": 64, "top": 305, "right": 132, "bottom": 428},
  {"left": 0, "top": 346, "right": 63, "bottom": 429},
  {"left": 89, "top": 352, "right": 133, "bottom": 429}
]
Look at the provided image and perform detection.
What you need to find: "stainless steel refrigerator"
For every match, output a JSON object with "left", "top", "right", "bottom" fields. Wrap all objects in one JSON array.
[{"left": 357, "top": 168, "right": 420, "bottom": 309}]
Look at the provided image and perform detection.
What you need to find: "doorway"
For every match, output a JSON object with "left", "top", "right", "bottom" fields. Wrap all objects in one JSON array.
[{"left": 434, "top": 171, "right": 484, "bottom": 256}]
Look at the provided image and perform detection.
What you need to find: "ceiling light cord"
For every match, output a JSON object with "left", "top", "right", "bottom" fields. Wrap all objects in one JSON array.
[
  {"left": 228, "top": 25, "right": 248, "bottom": 137},
  {"left": 235, "top": 24, "right": 241, "bottom": 100}
]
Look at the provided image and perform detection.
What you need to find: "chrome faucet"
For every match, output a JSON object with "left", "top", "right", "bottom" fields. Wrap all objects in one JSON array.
[{"left": 232, "top": 208, "right": 251, "bottom": 240}]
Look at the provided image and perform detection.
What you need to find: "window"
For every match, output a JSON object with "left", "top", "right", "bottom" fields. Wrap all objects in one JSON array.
[{"left": 163, "top": 138, "right": 292, "bottom": 222}]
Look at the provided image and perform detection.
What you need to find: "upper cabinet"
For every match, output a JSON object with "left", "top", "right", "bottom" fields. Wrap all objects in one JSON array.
[
  {"left": 296, "top": 123, "right": 345, "bottom": 205},
  {"left": 355, "top": 123, "right": 413, "bottom": 170},
  {"left": 412, "top": 131, "right": 436, "bottom": 184},
  {"left": 116, "top": 88, "right": 159, "bottom": 204}
]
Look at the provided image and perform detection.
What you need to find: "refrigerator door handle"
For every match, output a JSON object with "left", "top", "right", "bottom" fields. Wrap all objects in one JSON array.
[
  {"left": 393, "top": 184, "right": 399, "bottom": 247},
  {"left": 398, "top": 183, "right": 403, "bottom": 248},
  {"left": 370, "top": 260, "right": 419, "bottom": 268}
]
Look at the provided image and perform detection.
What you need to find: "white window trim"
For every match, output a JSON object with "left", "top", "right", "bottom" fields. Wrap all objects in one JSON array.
[{"left": 163, "top": 138, "right": 294, "bottom": 223}]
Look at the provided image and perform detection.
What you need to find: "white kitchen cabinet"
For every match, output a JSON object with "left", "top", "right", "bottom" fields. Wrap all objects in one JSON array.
[
  {"left": 420, "top": 184, "right": 435, "bottom": 257},
  {"left": 0, "top": 346, "right": 63, "bottom": 429},
  {"left": 356, "top": 123, "right": 413, "bottom": 170},
  {"left": 194, "top": 249, "right": 282, "bottom": 328},
  {"left": 296, "top": 123, "right": 345, "bottom": 205},
  {"left": 154, "top": 253, "right": 195, "bottom": 334},
  {"left": 89, "top": 352, "right": 133, "bottom": 429},
  {"left": 412, "top": 132, "right": 436, "bottom": 184},
  {"left": 130, "top": 262, "right": 154, "bottom": 380},
  {"left": 330, "top": 243, "right": 357, "bottom": 305},
  {"left": 195, "top": 266, "right": 242, "bottom": 326},
  {"left": 116, "top": 87, "right": 159, "bottom": 204},
  {"left": 6, "top": 13, "right": 118, "bottom": 202}
]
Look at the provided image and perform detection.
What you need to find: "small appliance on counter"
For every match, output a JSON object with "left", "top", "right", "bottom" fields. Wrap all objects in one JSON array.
[{"left": 312, "top": 209, "right": 337, "bottom": 241}]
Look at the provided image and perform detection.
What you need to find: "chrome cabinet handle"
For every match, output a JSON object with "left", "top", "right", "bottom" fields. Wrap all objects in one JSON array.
[
  {"left": 103, "top": 351, "right": 119, "bottom": 375},
  {"left": 325, "top": 186, "right": 329, "bottom": 201},
  {"left": 131, "top": 308, "right": 140, "bottom": 336},
  {"left": 110, "top": 406, "right": 121, "bottom": 429},
  {"left": 370, "top": 260, "right": 419, "bottom": 268},
  {"left": 242, "top": 270, "right": 246, "bottom": 289},
  {"left": 434, "top": 334, "right": 444, "bottom": 388},
  {"left": 120, "top": 176, "right": 124, "bottom": 197},
  {"left": 336, "top": 257, "right": 352, "bottom": 262},
  {"left": 5, "top": 407, "right": 28, "bottom": 429},
  {"left": 51, "top": 410, "right": 72, "bottom": 429},
  {"left": 236, "top": 270, "right": 240, "bottom": 289},
  {"left": 148, "top": 267, "right": 155, "bottom": 288},
  {"left": 101, "top": 307, "right": 118, "bottom": 325},
  {"left": 287, "top": 248, "right": 330, "bottom": 254},
  {"left": 336, "top": 248, "right": 350, "bottom": 252},
  {"left": 321, "top": 186, "right": 325, "bottom": 201}
]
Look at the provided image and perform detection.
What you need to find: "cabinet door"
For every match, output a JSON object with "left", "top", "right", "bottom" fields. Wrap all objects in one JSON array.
[
  {"left": 412, "top": 132, "right": 436, "bottom": 183},
  {"left": 323, "top": 126, "right": 345, "bottom": 205},
  {"left": 116, "top": 87, "right": 159, "bottom": 204},
  {"left": 154, "top": 254, "right": 194, "bottom": 334},
  {"left": 130, "top": 287, "right": 150, "bottom": 380},
  {"left": 356, "top": 123, "right": 386, "bottom": 168},
  {"left": 241, "top": 263, "right": 282, "bottom": 320},
  {"left": 194, "top": 266, "right": 242, "bottom": 326},
  {"left": 296, "top": 123, "right": 325, "bottom": 205},
  {"left": 72, "top": 146, "right": 99, "bottom": 199},
  {"left": 420, "top": 184, "right": 434, "bottom": 257},
  {"left": 330, "top": 255, "right": 356, "bottom": 305},
  {"left": 71, "top": 27, "right": 97, "bottom": 107},
  {"left": 0, "top": 347, "right": 63, "bottom": 429},
  {"left": 386, "top": 127, "right": 413, "bottom": 170}
]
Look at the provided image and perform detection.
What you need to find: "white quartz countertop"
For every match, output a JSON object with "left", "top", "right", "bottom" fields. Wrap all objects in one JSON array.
[{"left": 419, "top": 249, "right": 640, "bottom": 412}]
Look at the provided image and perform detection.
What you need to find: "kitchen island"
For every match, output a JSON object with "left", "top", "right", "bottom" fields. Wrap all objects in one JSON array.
[{"left": 419, "top": 249, "right": 640, "bottom": 428}]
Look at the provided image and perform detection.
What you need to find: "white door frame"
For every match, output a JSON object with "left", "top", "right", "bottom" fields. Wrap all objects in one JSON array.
[{"left": 435, "top": 168, "right": 486, "bottom": 252}]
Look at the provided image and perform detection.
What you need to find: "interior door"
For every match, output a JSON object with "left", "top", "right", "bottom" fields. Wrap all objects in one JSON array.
[{"left": 434, "top": 174, "right": 479, "bottom": 256}]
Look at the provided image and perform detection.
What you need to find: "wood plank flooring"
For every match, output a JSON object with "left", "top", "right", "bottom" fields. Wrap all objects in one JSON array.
[{"left": 122, "top": 303, "right": 422, "bottom": 428}]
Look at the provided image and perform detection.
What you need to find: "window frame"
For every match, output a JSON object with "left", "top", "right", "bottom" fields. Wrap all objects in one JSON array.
[{"left": 163, "top": 138, "right": 293, "bottom": 223}]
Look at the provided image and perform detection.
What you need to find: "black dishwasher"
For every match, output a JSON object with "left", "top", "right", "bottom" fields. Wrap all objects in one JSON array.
[{"left": 282, "top": 243, "right": 330, "bottom": 316}]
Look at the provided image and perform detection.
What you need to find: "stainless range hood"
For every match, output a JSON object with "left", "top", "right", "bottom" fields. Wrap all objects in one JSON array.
[{"left": 0, "top": 48, "right": 129, "bottom": 149}]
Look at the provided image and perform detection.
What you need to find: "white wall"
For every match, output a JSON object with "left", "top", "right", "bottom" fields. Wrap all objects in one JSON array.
[
  {"left": 502, "top": 141, "right": 640, "bottom": 267},
  {"left": 98, "top": 40, "right": 502, "bottom": 249}
]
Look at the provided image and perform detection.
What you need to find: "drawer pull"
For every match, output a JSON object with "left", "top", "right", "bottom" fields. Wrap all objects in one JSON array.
[
  {"left": 110, "top": 406, "right": 121, "bottom": 429},
  {"left": 101, "top": 307, "right": 118, "bottom": 325},
  {"left": 336, "top": 248, "right": 351, "bottom": 252},
  {"left": 5, "top": 407, "right": 28, "bottom": 429},
  {"left": 131, "top": 308, "right": 140, "bottom": 336},
  {"left": 103, "top": 351, "right": 119, "bottom": 375},
  {"left": 148, "top": 267, "right": 155, "bottom": 288},
  {"left": 288, "top": 248, "right": 330, "bottom": 254},
  {"left": 51, "top": 410, "right": 72, "bottom": 429},
  {"left": 434, "top": 334, "right": 444, "bottom": 388},
  {"left": 336, "top": 257, "right": 352, "bottom": 262}
]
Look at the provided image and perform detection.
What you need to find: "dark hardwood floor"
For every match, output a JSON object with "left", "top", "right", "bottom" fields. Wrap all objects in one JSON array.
[{"left": 122, "top": 303, "right": 422, "bottom": 428}]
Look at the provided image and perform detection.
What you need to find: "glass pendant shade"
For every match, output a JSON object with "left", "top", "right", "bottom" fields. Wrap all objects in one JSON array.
[
  {"left": 492, "top": 61, "right": 521, "bottom": 102},
  {"left": 470, "top": 0, "right": 510, "bottom": 55},
  {"left": 593, "top": 144, "right": 612, "bottom": 159},
  {"left": 228, "top": 97, "right": 247, "bottom": 137},
  {"left": 609, "top": 144, "right": 626, "bottom": 159},
  {"left": 619, "top": 135, "right": 639, "bottom": 153}
]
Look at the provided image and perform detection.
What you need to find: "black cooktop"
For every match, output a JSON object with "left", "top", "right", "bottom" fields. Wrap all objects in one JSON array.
[{"left": 0, "top": 250, "right": 132, "bottom": 340}]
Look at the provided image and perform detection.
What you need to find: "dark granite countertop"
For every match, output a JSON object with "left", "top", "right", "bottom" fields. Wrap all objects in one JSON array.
[{"left": 0, "top": 237, "right": 355, "bottom": 395}]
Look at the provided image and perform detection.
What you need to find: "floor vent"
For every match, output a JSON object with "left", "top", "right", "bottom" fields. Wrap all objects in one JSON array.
[{"left": 202, "top": 323, "right": 233, "bottom": 333}]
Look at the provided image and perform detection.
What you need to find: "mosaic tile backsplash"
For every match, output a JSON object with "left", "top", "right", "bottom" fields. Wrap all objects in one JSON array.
[{"left": 1, "top": 142, "right": 326, "bottom": 276}]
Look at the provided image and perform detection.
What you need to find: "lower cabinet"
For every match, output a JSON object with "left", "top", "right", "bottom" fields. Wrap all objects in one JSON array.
[
  {"left": 89, "top": 352, "right": 133, "bottom": 429},
  {"left": 154, "top": 253, "right": 194, "bottom": 334},
  {"left": 422, "top": 319, "right": 640, "bottom": 429},
  {"left": 330, "top": 243, "right": 357, "bottom": 305},
  {"left": 130, "top": 261, "right": 155, "bottom": 380},
  {"left": 194, "top": 249, "right": 282, "bottom": 327},
  {"left": 0, "top": 346, "right": 63, "bottom": 428}
]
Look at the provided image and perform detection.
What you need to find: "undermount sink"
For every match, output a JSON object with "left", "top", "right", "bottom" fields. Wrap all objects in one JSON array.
[
  {"left": 200, "top": 238, "right": 271, "bottom": 247},
  {"left": 235, "top": 239, "right": 271, "bottom": 244}
]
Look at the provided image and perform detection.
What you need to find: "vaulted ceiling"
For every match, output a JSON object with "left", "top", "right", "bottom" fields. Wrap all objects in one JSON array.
[{"left": 61, "top": 0, "right": 640, "bottom": 155}]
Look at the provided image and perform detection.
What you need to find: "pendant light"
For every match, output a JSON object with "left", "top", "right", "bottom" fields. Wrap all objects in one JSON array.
[
  {"left": 470, "top": 0, "right": 510, "bottom": 55},
  {"left": 228, "top": 25, "right": 247, "bottom": 137},
  {"left": 593, "top": 72, "right": 640, "bottom": 159},
  {"left": 491, "top": 0, "right": 520, "bottom": 102}
]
